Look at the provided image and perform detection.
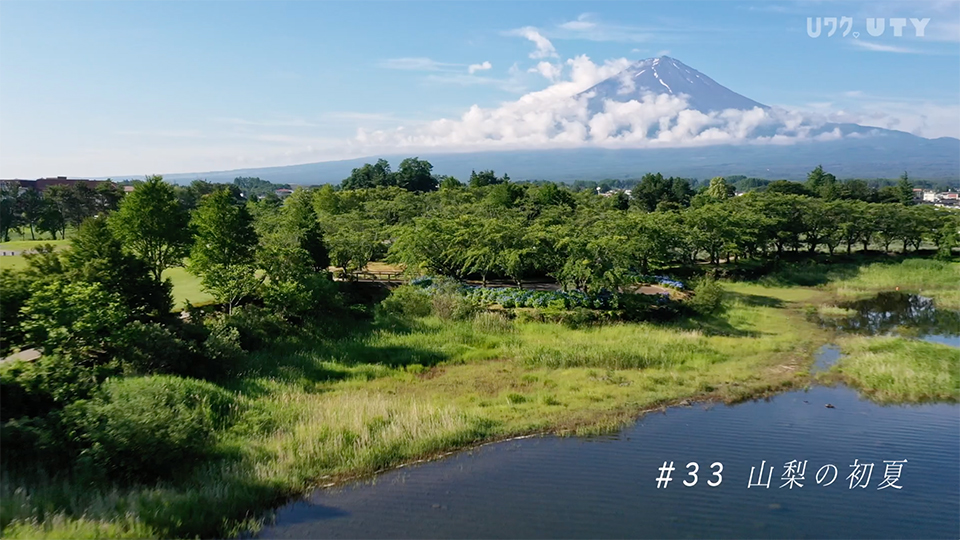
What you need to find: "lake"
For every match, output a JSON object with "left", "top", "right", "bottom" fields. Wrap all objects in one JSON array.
[{"left": 258, "top": 294, "right": 959, "bottom": 539}]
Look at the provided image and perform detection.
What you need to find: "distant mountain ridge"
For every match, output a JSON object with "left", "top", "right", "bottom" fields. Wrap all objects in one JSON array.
[
  {"left": 102, "top": 56, "right": 960, "bottom": 184},
  {"left": 127, "top": 135, "right": 959, "bottom": 186}
]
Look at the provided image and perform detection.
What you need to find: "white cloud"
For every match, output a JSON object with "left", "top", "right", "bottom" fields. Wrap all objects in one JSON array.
[
  {"left": 350, "top": 55, "right": 855, "bottom": 154},
  {"left": 507, "top": 26, "right": 558, "bottom": 59},
  {"left": 550, "top": 15, "right": 661, "bottom": 43},
  {"left": 528, "top": 61, "right": 563, "bottom": 82},
  {"left": 378, "top": 57, "right": 461, "bottom": 71},
  {"left": 468, "top": 61, "right": 492, "bottom": 74},
  {"left": 559, "top": 14, "right": 596, "bottom": 31},
  {"left": 794, "top": 96, "right": 960, "bottom": 139},
  {"left": 849, "top": 41, "right": 922, "bottom": 54}
]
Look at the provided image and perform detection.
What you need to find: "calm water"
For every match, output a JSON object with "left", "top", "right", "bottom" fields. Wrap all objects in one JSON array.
[
  {"left": 259, "top": 385, "right": 959, "bottom": 539},
  {"left": 818, "top": 292, "right": 960, "bottom": 347},
  {"left": 259, "top": 294, "right": 960, "bottom": 539}
]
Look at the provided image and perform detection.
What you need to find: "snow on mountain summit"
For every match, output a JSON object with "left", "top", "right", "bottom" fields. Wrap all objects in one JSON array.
[{"left": 578, "top": 56, "right": 767, "bottom": 114}]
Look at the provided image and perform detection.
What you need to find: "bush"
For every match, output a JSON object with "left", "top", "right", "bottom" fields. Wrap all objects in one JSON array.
[
  {"left": 219, "top": 305, "right": 288, "bottom": 351},
  {"left": 687, "top": 277, "right": 725, "bottom": 315},
  {"left": 619, "top": 292, "right": 680, "bottom": 322},
  {"left": 0, "top": 270, "right": 32, "bottom": 356},
  {"left": 380, "top": 285, "right": 432, "bottom": 318},
  {"left": 431, "top": 293, "right": 478, "bottom": 321},
  {"left": 261, "top": 273, "right": 341, "bottom": 323},
  {"left": 62, "top": 375, "right": 237, "bottom": 482},
  {"left": 0, "top": 415, "right": 76, "bottom": 474},
  {"left": 472, "top": 311, "right": 514, "bottom": 333},
  {"left": 0, "top": 355, "right": 119, "bottom": 419},
  {"left": 0, "top": 361, "right": 57, "bottom": 421},
  {"left": 201, "top": 318, "right": 244, "bottom": 377},
  {"left": 118, "top": 321, "right": 192, "bottom": 376}
]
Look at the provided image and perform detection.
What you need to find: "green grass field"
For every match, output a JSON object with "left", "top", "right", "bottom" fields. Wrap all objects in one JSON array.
[{"left": 162, "top": 267, "right": 213, "bottom": 307}]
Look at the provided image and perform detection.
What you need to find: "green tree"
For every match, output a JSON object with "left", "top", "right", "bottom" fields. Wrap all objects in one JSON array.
[
  {"left": 20, "top": 279, "right": 130, "bottom": 366},
  {"left": 805, "top": 165, "right": 838, "bottom": 199},
  {"left": 896, "top": 171, "right": 915, "bottom": 206},
  {"left": 189, "top": 189, "right": 260, "bottom": 313},
  {"left": 111, "top": 176, "right": 192, "bottom": 281},
  {"left": 469, "top": 169, "right": 507, "bottom": 188},
  {"left": 438, "top": 175, "right": 463, "bottom": 190},
  {"left": 389, "top": 216, "right": 466, "bottom": 278},
  {"left": 0, "top": 182, "right": 21, "bottom": 241},
  {"left": 706, "top": 176, "right": 735, "bottom": 200},
  {"left": 396, "top": 157, "right": 437, "bottom": 192},
  {"left": 16, "top": 188, "right": 45, "bottom": 240},
  {"left": 322, "top": 211, "right": 384, "bottom": 276},
  {"left": 66, "top": 216, "right": 173, "bottom": 319}
]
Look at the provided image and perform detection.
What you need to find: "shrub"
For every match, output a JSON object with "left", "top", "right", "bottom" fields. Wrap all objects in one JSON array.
[
  {"left": 0, "top": 415, "right": 75, "bottom": 474},
  {"left": 118, "top": 321, "right": 192, "bottom": 376},
  {"left": 380, "top": 285, "right": 432, "bottom": 318},
  {"left": 200, "top": 318, "right": 244, "bottom": 377},
  {"left": 62, "top": 375, "right": 237, "bottom": 482},
  {"left": 563, "top": 307, "right": 597, "bottom": 328},
  {"left": 219, "top": 305, "right": 288, "bottom": 351},
  {"left": 687, "top": 277, "right": 725, "bottom": 315},
  {"left": 0, "top": 355, "right": 119, "bottom": 419},
  {"left": 472, "top": 311, "right": 514, "bottom": 333},
  {"left": 0, "top": 270, "right": 32, "bottom": 356},
  {"left": 0, "top": 361, "right": 57, "bottom": 421},
  {"left": 431, "top": 293, "right": 478, "bottom": 321},
  {"left": 261, "top": 273, "right": 341, "bottom": 323}
]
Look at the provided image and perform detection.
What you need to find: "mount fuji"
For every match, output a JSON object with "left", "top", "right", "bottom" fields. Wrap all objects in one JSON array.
[
  {"left": 117, "top": 56, "right": 960, "bottom": 184},
  {"left": 579, "top": 56, "right": 767, "bottom": 114}
]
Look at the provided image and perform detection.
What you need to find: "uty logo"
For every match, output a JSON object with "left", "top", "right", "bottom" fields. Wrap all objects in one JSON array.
[{"left": 807, "top": 17, "right": 930, "bottom": 38}]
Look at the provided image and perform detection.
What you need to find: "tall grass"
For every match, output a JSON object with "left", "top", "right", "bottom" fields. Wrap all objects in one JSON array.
[
  {"left": 834, "top": 336, "right": 960, "bottom": 403},
  {"left": 831, "top": 259, "right": 960, "bottom": 309},
  {"left": 513, "top": 323, "right": 721, "bottom": 369}
]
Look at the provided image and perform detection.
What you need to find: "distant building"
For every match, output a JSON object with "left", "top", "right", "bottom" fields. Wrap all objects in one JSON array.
[
  {"left": 123, "top": 185, "right": 136, "bottom": 193},
  {"left": 922, "top": 190, "right": 938, "bottom": 202},
  {"left": 275, "top": 188, "right": 294, "bottom": 198}
]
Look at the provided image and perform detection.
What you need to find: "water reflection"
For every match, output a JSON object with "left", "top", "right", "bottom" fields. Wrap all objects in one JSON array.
[{"left": 818, "top": 293, "right": 960, "bottom": 342}]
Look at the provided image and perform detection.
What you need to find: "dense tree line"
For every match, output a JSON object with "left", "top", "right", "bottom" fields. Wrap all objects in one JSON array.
[
  {"left": 317, "top": 163, "right": 958, "bottom": 294},
  {"left": 0, "top": 181, "right": 122, "bottom": 242}
]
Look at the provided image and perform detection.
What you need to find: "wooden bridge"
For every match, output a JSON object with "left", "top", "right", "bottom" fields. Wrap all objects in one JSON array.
[{"left": 344, "top": 270, "right": 407, "bottom": 283}]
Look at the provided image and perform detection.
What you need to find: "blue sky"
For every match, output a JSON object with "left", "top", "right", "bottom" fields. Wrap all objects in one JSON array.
[{"left": 1, "top": 0, "right": 958, "bottom": 178}]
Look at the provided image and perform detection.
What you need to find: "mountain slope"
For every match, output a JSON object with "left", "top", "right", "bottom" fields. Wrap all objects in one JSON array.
[{"left": 578, "top": 56, "right": 767, "bottom": 114}]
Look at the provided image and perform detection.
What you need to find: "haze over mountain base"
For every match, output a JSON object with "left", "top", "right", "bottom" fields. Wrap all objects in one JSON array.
[{"left": 140, "top": 133, "right": 959, "bottom": 186}]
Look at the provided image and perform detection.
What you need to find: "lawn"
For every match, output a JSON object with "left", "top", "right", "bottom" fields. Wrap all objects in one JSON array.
[{"left": 163, "top": 267, "right": 213, "bottom": 307}]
